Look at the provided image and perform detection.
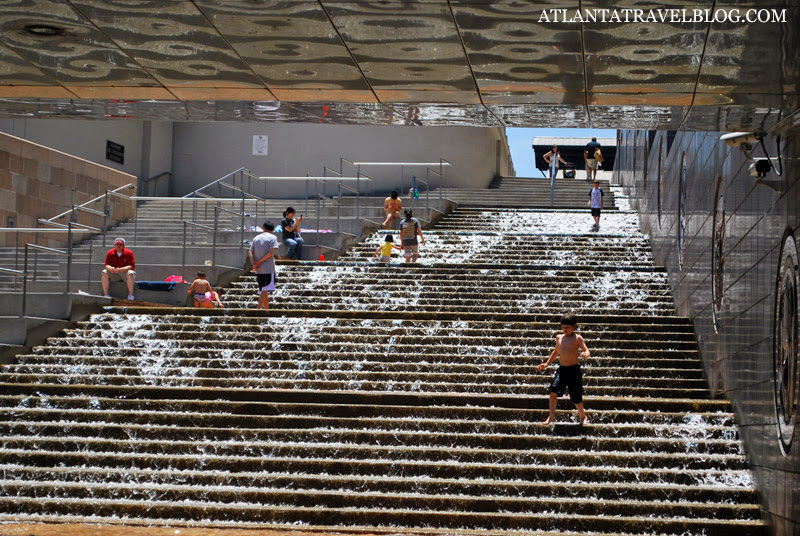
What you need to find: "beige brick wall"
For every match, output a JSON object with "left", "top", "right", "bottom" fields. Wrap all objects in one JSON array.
[{"left": 0, "top": 132, "right": 137, "bottom": 247}]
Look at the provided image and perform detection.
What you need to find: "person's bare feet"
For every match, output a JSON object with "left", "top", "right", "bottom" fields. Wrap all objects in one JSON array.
[
  {"left": 580, "top": 416, "right": 589, "bottom": 426},
  {"left": 542, "top": 415, "right": 555, "bottom": 425}
]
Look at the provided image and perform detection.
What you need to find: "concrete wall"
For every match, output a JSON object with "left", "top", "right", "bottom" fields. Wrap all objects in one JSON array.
[
  {"left": 0, "top": 119, "right": 511, "bottom": 199},
  {"left": 614, "top": 127, "right": 800, "bottom": 535},
  {"left": 171, "top": 122, "right": 509, "bottom": 197},
  {"left": 0, "top": 118, "right": 147, "bottom": 179},
  {"left": 0, "top": 132, "right": 136, "bottom": 247}
]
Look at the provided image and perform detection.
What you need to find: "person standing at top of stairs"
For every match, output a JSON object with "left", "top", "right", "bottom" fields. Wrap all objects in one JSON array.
[
  {"left": 101, "top": 237, "right": 136, "bottom": 301},
  {"left": 543, "top": 144, "right": 569, "bottom": 179},
  {"left": 537, "top": 312, "right": 591, "bottom": 426},
  {"left": 584, "top": 137, "right": 602, "bottom": 182}
]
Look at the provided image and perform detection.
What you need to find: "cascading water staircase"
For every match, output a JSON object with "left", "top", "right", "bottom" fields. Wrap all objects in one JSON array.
[{"left": 0, "top": 184, "right": 767, "bottom": 535}]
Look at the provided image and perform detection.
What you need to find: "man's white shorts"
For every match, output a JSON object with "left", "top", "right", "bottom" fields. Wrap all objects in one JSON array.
[{"left": 102, "top": 269, "right": 135, "bottom": 282}]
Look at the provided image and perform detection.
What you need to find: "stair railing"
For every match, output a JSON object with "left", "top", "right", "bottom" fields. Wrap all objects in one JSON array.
[
  {"left": 182, "top": 167, "right": 260, "bottom": 223},
  {"left": 0, "top": 227, "right": 94, "bottom": 317},
  {"left": 350, "top": 160, "right": 451, "bottom": 214},
  {"left": 36, "top": 219, "right": 102, "bottom": 290},
  {"left": 255, "top": 174, "right": 373, "bottom": 226},
  {"left": 45, "top": 183, "right": 136, "bottom": 250},
  {"left": 141, "top": 171, "right": 171, "bottom": 197}
]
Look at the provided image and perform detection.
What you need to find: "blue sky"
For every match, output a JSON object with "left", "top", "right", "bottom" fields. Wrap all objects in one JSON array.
[{"left": 507, "top": 127, "right": 617, "bottom": 177}]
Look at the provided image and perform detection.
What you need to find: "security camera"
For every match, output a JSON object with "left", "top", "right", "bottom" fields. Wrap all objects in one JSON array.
[
  {"left": 749, "top": 157, "right": 774, "bottom": 178},
  {"left": 749, "top": 160, "right": 771, "bottom": 178},
  {"left": 720, "top": 131, "right": 762, "bottom": 149}
]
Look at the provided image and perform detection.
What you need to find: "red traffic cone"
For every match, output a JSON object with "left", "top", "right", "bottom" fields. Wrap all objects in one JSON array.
[{"left": 319, "top": 254, "right": 325, "bottom": 261}]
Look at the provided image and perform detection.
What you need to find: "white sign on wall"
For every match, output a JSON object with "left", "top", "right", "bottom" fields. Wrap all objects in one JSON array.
[{"left": 252, "top": 135, "right": 268, "bottom": 156}]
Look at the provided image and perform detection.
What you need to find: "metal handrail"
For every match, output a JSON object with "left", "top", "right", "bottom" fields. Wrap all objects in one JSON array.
[
  {"left": 182, "top": 220, "right": 214, "bottom": 279},
  {"left": 47, "top": 183, "right": 135, "bottom": 222},
  {"left": 427, "top": 167, "right": 444, "bottom": 204},
  {"left": 184, "top": 167, "right": 247, "bottom": 199},
  {"left": 38, "top": 219, "right": 101, "bottom": 232},
  {"left": 0, "top": 230, "right": 77, "bottom": 316},
  {"left": 72, "top": 205, "right": 105, "bottom": 218},
  {"left": 218, "top": 181, "right": 266, "bottom": 201},
  {"left": 352, "top": 160, "right": 449, "bottom": 208},
  {"left": 351, "top": 162, "right": 453, "bottom": 166},
  {"left": 142, "top": 171, "right": 171, "bottom": 196}
]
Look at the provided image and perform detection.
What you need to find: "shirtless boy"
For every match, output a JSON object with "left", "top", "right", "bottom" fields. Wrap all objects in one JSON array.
[{"left": 537, "top": 312, "right": 590, "bottom": 425}]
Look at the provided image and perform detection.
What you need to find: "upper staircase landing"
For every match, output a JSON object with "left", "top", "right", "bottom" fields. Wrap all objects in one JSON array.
[{"left": 435, "top": 176, "right": 619, "bottom": 209}]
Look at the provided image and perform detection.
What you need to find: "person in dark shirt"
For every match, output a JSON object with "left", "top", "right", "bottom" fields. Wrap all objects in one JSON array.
[
  {"left": 101, "top": 237, "right": 136, "bottom": 300},
  {"left": 584, "top": 137, "right": 602, "bottom": 182},
  {"left": 280, "top": 206, "right": 303, "bottom": 260}
]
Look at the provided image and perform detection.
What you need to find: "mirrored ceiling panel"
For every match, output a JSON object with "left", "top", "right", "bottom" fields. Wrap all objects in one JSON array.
[
  {"left": 184, "top": 100, "right": 314, "bottom": 122},
  {"left": 682, "top": 105, "right": 789, "bottom": 132},
  {"left": 699, "top": 6, "right": 799, "bottom": 101},
  {"left": 488, "top": 103, "right": 589, "bottom": 127},
  {"left": 582, "top": 21, "right": 707, "bottom": 94},
  {"left": 590, "top": 105, "right": 687, "bottom": 129},
  {"left": 323, "top": 1, "right": 476, "bottom": 91},
  {"left": 0, "top": 0, "right": 160, "bottom": 86},
  {"left": 196, "top": 1, "right": 370, "bottom": 91},
  {"left": 384, "top": 103, "right": 502, "bottom": 126},
  {"left": 453, "top": 2, "right": 585, "bottom": 104},
  {"left": 69, "top": 0, "right": 265, "bottom": 89},
  {"left": 0, "top": 41, "right": 57, "bottom": 86},
  {"left": 286, "top": 102, "right": 402, "bottom": 125}
]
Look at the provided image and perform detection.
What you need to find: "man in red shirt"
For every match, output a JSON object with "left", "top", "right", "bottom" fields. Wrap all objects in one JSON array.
[{"left": 102, "top": 237, "right": 136, "bottom": 300}]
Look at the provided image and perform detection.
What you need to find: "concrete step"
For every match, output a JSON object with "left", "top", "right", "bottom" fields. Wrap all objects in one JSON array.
[{"left": 0, "top": 199, "right": 765, "bottom": 535}]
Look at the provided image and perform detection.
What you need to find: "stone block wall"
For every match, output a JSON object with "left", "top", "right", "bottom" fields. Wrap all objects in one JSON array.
[
  {"left": 614, "top": 127, "right": 800, "bottom": 535},
  {"left": 0, "top": 132, "right": 136, "bottom": 248}
]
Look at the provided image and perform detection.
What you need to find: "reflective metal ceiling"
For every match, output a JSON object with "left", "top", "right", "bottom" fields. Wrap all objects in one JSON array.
[{"left": 0, "top": 1, "right": 797, "bottom": 130}]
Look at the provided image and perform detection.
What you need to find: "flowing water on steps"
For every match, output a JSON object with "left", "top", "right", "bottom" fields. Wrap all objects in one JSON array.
[{"left": 0, "top": 203, "right": 766, "bottom": 535}]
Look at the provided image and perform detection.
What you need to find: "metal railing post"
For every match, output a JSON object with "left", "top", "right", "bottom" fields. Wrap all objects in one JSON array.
[
  {"left": 87, "top": 234, "right": 93, "bottom": 292},
  {"left": 356, "top": 174, "right": 360, "bottom": 220},
  {"left": 102, "top": 191, "right": 109, "bottom": 249},
  {"left": 304, "top": 177, "right": 309, "bottom": 216},
  {"left": 425, "top": 172, "right": 430, "bottom": 211},
  {"left": 133, "top": 197, "right": 138, "bottom": 246},
  {"left": 182, "top": 222, "right": 187, "bottom": 282},
  {"left": 192, "top": 201, "right": 197, "bottom": 244},
  {"left": 33, "top": 218, "right": 40, "bottom": 282},
  {"left": 14, "top": 232, "right": 19, "bottom": 270},
  {"left": 66, "top": 221, "right": 72, "bottom": 294},
  {"left": 21, "top": 245, "right": 28, "bottom": 318},
  {"left": 316, "top": 180, "right": 321, "bottom": 247},
  {"left": 337, "top": 182, "right": 342, "bottom": 234},
  {"left": 213, "top": 207, "right": 219, "bottom": 268},
  {"left": 240, "top": 197, "right": 245, "bottom": 252}
]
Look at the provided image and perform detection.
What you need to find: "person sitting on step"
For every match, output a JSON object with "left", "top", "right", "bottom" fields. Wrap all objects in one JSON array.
[
  {"left": 382, "top": 191, "right": 402, "bottom": 229},
  {"left": 537, "top": 312, "right": 591, "bottom": 426},
  {"left": 187, "top": 271, "right": 213, "bottom": 308},
  {"left": 281, "top": 207, "right": 303, "bottom": 260},
  {"left": 101, "top": 237, "right": 136, "bottom": 301}
]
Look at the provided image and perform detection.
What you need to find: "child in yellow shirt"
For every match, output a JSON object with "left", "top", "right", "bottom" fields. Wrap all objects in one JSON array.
[{"left": 373, "top": 234, "right": 402, "bottom": 263}]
